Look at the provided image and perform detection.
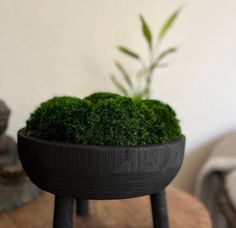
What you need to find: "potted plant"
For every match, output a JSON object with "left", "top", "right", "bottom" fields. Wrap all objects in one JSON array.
[{"left": 18, "top": 93, "right": 185, "bottom": 228}]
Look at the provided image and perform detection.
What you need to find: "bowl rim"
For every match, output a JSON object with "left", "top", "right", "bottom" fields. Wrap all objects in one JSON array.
[{"left": 18, "top": 128, "right": 185, "bottom": 150}]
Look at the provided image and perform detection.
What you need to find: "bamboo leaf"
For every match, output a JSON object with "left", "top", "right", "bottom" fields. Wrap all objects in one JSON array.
[
  {"left": 118, "top": 46, "right": 140, "bottom": 60},
  {"left": 150, "top": 62, "right": 169, "bottom": 71},
  {"left": 140, "top": 15, "right": 152, "bottom": 47},
  {"left": 157, "top": 47, "right": 177, "bottom": 62},
  {"left": 150, "top": 47, "right": 177, "bottom": 71},
  {"left": 158, "top": 7, "right": 182, "bottom": 41},
  {"left": 111, "top": 74, "right": 129, "bottom": 96},
  {"left": 115, "top": 62, "right": 133, "bottom": 88},
  {"left": 149, "top": 62, "right": 159, "bottom": 71}
]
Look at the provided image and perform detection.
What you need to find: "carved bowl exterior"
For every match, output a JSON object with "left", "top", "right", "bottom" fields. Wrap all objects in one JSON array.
[{"left": 18, "top": 129, "right": 185, "bottom": 199}]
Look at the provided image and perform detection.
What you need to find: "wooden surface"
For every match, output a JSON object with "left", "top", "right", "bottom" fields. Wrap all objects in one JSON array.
[{"left": 0, "top": 187, "right": 211, "bottom": 228}]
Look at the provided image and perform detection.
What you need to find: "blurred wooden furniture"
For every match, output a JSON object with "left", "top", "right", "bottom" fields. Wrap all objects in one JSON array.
[{"left": 0, "top": 186, "right": 211, "bottom": 228}]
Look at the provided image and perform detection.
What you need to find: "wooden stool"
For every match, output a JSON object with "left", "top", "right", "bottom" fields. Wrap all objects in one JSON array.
[{"left": 54, "top": 191, "right": 168, "bottom": 228}]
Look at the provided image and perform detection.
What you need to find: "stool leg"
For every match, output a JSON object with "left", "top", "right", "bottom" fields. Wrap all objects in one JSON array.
[
  {"left": 53, "top": 195, "right": 74, "bottom": 228},
  {"left": 76, "top": 199, "right": 89, "bottom": 216},
  {"left": 150, "top": 190, "right": 169, "bottom": 228}
]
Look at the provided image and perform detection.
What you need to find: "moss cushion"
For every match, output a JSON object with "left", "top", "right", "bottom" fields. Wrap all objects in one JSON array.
[{"left": 25, "top": 93, "right": 181, "bottom": 146}]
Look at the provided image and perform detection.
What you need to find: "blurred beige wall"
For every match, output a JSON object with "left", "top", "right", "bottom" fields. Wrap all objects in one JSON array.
[{"left": 1, "top": 0, "right": 236, "bottom": 192}]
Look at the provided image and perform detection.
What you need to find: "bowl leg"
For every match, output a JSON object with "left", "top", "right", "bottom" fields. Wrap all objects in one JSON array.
[
  {"left": 53, "top": 195, "right": 74, "bottom": 228},
  {"left": 76, "top": 199, "right": 89, "bottom": 216},
  {"left": 150, "top": 190, "right": 169, "bottom": 228}
]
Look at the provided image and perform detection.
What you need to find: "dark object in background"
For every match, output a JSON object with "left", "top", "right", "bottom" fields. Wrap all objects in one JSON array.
[
  {"left": 0, "top": 100, "right": 41, "bottom": 212},
  {"left": 0, "top": 101, "right": 10, "bottom": 135},
  {"left": 18, "top": 129, "right": 185, "bottom": 228}
]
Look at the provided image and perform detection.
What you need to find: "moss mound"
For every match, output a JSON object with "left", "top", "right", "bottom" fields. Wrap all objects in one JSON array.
[
  {"left": 88, "top": 96, "right": 154, "bottom": 145},
  {"left": 84, "top": 92, "right": 120, "bottom": 104},
  {"left": 25, "top": 93, "right": 182, "bottom": 146},
  {"left": 144, "top": 100, "right": 181, "bottom": 143},
  {"left": 26, "top": 96, "right": 92, "bottom": 143}
]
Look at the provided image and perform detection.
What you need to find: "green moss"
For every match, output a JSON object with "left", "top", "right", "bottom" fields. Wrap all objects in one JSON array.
[
  {"left": 26, "top": 96, "right": 92, "bottom": 143},
  {"left": 25, "top": 93, "right": 182, "bottom": 146},
  {"left": 87, "top": 96, "right": 154, "bottom": 146},
  {"left": 144, "top": 99, "right": 181, "bottom": 143},
  {"left": 84, "top": 92, "right": 120, "bottom": 104}
]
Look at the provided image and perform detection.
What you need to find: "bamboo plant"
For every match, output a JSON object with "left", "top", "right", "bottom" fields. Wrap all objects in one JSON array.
[{"left": 111, "top": 7, "right": 182, "bottom": 99}]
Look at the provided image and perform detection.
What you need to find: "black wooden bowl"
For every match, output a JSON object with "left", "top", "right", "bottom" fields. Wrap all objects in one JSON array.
[{"left": 18, "top": 129, "right": 185, "bottom": 200}]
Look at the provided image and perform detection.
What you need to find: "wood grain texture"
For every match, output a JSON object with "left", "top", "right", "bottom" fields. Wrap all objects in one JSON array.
[
  {"left": 0, "top": 187, "right": 211, "bottom": 228},
  {"left": 18, "top": 130, "right": 185, "bottom": 199}
]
